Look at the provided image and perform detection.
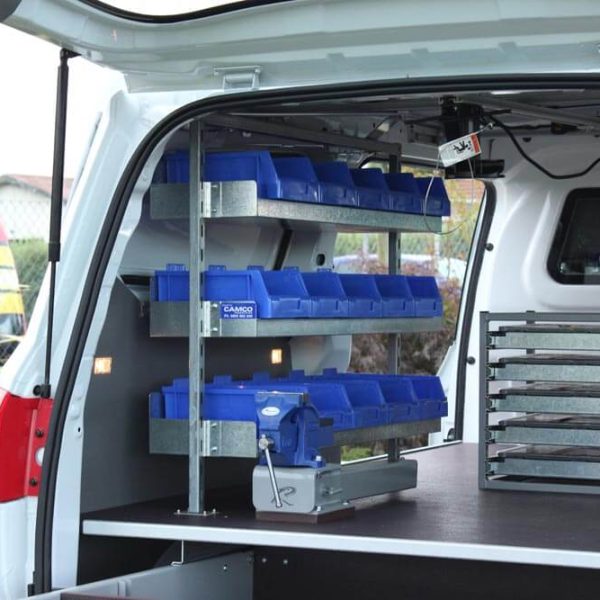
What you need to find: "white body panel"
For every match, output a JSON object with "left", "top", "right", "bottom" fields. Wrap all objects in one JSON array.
[{"left": 6, "top": 0, "right": 600, "bottom": 91}]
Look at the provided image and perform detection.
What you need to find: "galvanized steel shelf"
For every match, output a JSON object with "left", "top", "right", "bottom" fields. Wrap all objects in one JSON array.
[
  {"left": 150, "top": 181, "right": 442, "bottom": 234},
  {"left": 490, "top": 383, "right": 600, "bottom": 414},
  {"left": 490, "top": 323, "right": 600, "bottom": 351},
  {"left": 150, "top": 301, "right": 443, "bottom": 338},
  {"left": 149, "top": 417, "right": 441, "bottom": 457},
  {"left": 490, "top": 353, "right": 600, "bottom": 383}
]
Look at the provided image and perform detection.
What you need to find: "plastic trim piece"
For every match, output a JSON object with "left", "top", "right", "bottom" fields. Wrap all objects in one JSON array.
[{"left": 35, "top": 74, "right": 600, "bottom": 593}]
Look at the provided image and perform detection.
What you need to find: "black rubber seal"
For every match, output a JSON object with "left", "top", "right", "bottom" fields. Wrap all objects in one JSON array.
[
  {"left": 453, "top": 183, "right": 496, "bottom": 440},
  {"left": 77, "top": 0, "right": 292, "bottom": 24},
  {"left": 34, "top": 74, "right": 600, "bottom": 592}
]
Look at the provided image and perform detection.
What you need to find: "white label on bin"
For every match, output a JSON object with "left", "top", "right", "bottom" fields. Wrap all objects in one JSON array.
[
  {"left": 261, "top": 407, "right": 281, "bottom": 417},
  {"left": 220, "top": 302, "right": 256, "bottom": 319},
  {"left": 438, "top": 132, "right": 481, "bottom": 167}
]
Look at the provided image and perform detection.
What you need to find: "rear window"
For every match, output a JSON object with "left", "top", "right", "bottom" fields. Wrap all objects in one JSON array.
[{"left": 548, "top": 189, "right": 600, "bottom": 284}]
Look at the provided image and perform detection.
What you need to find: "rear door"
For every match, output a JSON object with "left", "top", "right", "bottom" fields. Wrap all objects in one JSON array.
[{"left": 5, "top": 0, "right": 600, "bottom": 92}]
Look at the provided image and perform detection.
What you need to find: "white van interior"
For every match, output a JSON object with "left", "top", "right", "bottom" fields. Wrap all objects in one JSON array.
[{"left": 24, "top": 84, "right": 600, "bottom": 600}]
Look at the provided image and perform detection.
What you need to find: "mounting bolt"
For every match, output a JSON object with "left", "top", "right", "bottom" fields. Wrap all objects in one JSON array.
[
  {"left": 29, "top": 478, "right": 38, "bottom": 487},
  {"left": 261, "top": 557, "right": 267, "bottom": 564},
  {"left": 35, "top": 429, "right": 44, "bottom": 438},
  {"left": 467, "top": 356, "right": 476, "bottom": 365},
  {"left": 485, "top": 243, "right": 494, "bottom": 251},
  {"left": 282, "top": 559, "right": 289, "bottom": 566},
  {"left": 223, "top": 564, "right": 228, "bottom": 571}
]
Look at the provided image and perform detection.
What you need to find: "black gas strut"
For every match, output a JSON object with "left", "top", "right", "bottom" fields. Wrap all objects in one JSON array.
[{"left": 37, "top": 48, "right": 78, "bottom": 399}]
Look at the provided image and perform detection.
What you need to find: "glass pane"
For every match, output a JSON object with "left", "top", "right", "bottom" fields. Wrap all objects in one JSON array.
[
  {"left": 335, "top": 165, "right": 484, "bottom": 460},
  {"left": 548, "top": 189, "right": 600, "bottom": 284}
]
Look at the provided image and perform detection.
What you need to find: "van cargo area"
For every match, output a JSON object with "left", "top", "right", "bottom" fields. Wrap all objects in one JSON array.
[{"left": 8, "top": 79, "right": 600, "bottom": 600}]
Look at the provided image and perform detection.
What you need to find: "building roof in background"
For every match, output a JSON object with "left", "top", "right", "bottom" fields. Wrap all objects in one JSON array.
[{"left": 0, "top": 174, "right": 73, "bottom": 200}]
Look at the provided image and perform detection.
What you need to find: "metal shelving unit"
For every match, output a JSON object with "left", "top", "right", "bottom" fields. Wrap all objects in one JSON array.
[
  {"left": 480, "top": 311, "right": 600, "bottom": 495},
  {"left": 150, "top": 181, "right": 442, "bottom": 233},
  {"left": 159, "top": 124, "right": 446, "bottom": 515}
]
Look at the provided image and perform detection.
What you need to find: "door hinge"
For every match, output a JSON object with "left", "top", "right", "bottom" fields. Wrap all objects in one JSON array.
[{"left": 214, "top": 66, "right": 261, "bottom": 91}]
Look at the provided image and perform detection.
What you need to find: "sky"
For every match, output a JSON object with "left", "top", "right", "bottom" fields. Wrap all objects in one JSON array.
[{"left": 0, "top": 24, "right": 124, "bottom": 179}]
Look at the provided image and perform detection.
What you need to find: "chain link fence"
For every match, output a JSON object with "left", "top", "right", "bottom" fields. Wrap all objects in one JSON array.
[{"left": 0, "top": 176, "right": 52, "bottom": 363}]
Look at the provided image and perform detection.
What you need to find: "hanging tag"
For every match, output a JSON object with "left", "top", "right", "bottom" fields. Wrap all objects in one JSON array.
[{"left": 438, "top": 132, "right": 481, "bottom": 167}]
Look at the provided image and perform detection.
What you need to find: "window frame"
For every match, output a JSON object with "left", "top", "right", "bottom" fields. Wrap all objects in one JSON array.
[{"left": 547, "top": 188, "right": 600, "bottom": 285}]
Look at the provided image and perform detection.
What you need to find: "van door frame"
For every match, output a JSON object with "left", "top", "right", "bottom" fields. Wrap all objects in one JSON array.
[{"left": 35, "top": 74, "right": 600, "bottom": 593}]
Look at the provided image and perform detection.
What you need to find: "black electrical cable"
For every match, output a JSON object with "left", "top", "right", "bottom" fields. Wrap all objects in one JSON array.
[{"left": 489, "top": 115, "right": 600, "bottom": 179}]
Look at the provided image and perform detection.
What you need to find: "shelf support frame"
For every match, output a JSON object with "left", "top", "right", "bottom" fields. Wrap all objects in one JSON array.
[{"left": 188, "top": 119, "right": 205, "bottom": 514}]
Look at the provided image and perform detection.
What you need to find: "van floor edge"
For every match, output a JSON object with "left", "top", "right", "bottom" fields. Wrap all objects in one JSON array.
[{"left": 81, "top": 443, "right": 600, "bottom": 569}]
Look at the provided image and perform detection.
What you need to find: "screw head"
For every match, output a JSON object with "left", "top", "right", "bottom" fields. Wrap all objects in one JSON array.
[
  {"left": 29, "top": 478, "right": 38, "bottom": 487},
  {"left": 35, "top": 429, "right": 44, "bottom": 438}
]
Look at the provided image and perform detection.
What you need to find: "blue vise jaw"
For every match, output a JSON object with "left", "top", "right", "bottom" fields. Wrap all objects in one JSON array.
[{"left": 255, "top": 389, "right": 333, "bottom": 469}]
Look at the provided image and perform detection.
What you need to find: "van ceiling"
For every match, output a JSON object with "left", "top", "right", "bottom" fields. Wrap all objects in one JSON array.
[{"left": 200, "top": 88, "right": 600, "bottom": 173}]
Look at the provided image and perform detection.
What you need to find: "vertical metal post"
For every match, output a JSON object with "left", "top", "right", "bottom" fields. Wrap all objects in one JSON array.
[
  {"left": 386, "top": 230, "right": 402, "bottom": 462},
  {"left": 188, "top": 120, "right": 205, "bottom": 513}
]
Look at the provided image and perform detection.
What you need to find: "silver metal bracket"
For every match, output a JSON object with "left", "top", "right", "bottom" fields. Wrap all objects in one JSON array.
[{"left": 214, "top": 66, "right": 261, "bottom": 91}]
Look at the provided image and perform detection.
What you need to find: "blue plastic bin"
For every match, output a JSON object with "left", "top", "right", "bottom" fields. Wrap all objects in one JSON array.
[
  {"left": 313, "top": 162, "right": 360, "bottom": 207},
  {"left": 204, "top": 265, "right": 312, "bottom": 319},
  {"left": 271, "top": 156, "right": 320, "bottom": 203},
  {"left": 205, "top": 152, "right": 319, "bottom": 203},
  {"left": 153, "top": 263, "right": 189, "bottom": 302},
  {"left": 162, "top": 376, "right": 312, "bottom": 421},
  {"left": 149, "top": 392, "right": 164, "bottom": 418},
  {"left": 407, "top": 375, "right": 448, "bottom": 419},
  {"left": 163, "top": 150, "right": 189, "bottom": 183},
  {"left": 338, "top": 274, "right": 383, "bottom": 318},
  {"left": 384, "top": 173, "right": 421, "bottom": 214},
  {"left": 350, "top": 168, "right": 392, "bottom": 211},
  {"left": 288, "top": 371, "right": 387, "bottom": 427},
  {"left": 373, "top": 275, "right": 416, "bottom": 318},
  {"left": 406, "top": 276, "right": 443, "bottom": 317},
  {"left": 301, "top": 270, "right": 349, "bottom": 318},
  {"left": 313, "top": 369, "right": 419, "bottom": 424},
  {"left": 415, "top": 177, "right": 451, "bottom": 216},
  {"left": 162, "top": 377, "right": 190, "bottom": 419}
]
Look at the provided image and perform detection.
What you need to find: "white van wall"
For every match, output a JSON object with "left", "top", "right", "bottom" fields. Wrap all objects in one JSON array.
[{"left": 452, "top": 133, "right": 600, "bottom": 442}]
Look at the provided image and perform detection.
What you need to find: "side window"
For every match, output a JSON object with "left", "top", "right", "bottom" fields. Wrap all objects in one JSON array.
[{"left": 548, "top": 189, "right": 600, "bottom": 284}]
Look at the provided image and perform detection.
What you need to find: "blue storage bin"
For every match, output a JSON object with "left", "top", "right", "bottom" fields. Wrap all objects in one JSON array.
[
  {"left": 338, "top": 274, "right": 383, "bottom": 318},
  {"left": 313, "top": 162, "right": 360, "bottom": 207},
  {"left": 288, "top": 371, "right": 387, "bottom": 427},
  {"left": 205, "top": 152, "right": 319, "bottom": 203},
  {"left": 149, "top": 392, "right": 164, "bottom": 418},
  {"left": 241, "top": 373, "right": 354, "bottom": 431},
  {"left": 162, "top": 376, "right": 312, "bottom": 421},
  {"left": 313, "top": 369, "right": 419, "bottom": 424},
  {"left": 301, "top": 270, "right": 349, "bottom": 318},
  {"left": 373, "top": 274, "right": 416, "bottom": 318},
  {"left": 164, "top": 150, "right": 189, "bottom": 183},
  {"left": 415, "top": 177, "right": 451, "bottom": 216},
  {"left": 406, "top": 276, "right": 443, "bottom": 317},
  {"left": 271, "top": 156, "right": 320, "bottom": 204},
  {"left": 350, "top": 168, "right": 392, "bottom": 211},
  {"left": 162, "top": 377, "right": 190, "bottom": 419},
  {"left": 204, "top": 265, "right": 312, "bottom": 319},
  {"left": 384, "top": 173, "right": 421, "bottom": 214},
  {"left": 153, "top": 263, "right": 189, "bottom": 302},
  {"left": 407, "top": 375, "right": 448, "bottom": 420}
]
